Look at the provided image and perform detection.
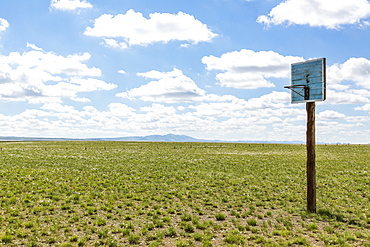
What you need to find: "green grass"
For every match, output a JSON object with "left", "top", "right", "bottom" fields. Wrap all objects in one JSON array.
[{"left": 0, "top": 141, "right": 369, "bottom": 246}]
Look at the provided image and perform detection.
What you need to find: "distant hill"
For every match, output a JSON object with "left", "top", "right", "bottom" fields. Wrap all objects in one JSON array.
[
  {"left": 0, "top": 134, "right": 305, "bottom": 144},
  {"left": 98, "top": 134, "right": 207, "bottom": 142},
  {"left": 0, "top": 134, "right": 210, "bottom": 142}
]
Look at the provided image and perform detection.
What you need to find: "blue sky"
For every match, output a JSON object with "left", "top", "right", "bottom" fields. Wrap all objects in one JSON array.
[{"left": 1, "top": 0, "right": 370, "bottom": 143}]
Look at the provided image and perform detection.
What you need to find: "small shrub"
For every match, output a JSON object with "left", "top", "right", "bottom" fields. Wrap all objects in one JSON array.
[
  {"left": 306, "top": 223, "right": 318, "bottom": 231},
  {"left": 128, "top": 234, "right": 140, "bottom": 244},
  {"left": 167, "top": 208, "right": 175, "bottom": 214},
  {"left": 181, "top": 213, "right": 192, "bottom": 222},
  {"left": 70, "top": 235, "right": 78, "bottom": 242},
  {"left": 247, "top": 218, "right": 257, "bottom": 226},
  {"left": 236, "top": 224, "right": 245, "bottom": 231},
  {"left": 176, "top": 240, "right": 193, "bottom": 247},
  {"left": 162, "top": 216, "right": 171, "bottom": 223},
  {"left": 1, "top": 234, "right": 12, "bottom": 243},
  {"left": 58, "top": 243, "right": 72, "bottom": 247},
  {"left": 153, "top": 219, "right": 164, "bottom": 228},
  {"left": 215, "top": 213, "right": 226, "bottom": 221},
  {"left": 24, "top": 221, "right": 35, "bottom": 229},
  {"left": 181, "top": 222, "right": 195, "bottom": 233},
  {"left": 122, "top": 228, "right": 131, "bottom": 236},
  {"left": 290, "top": 236, "right": 309, "bottom": 245},
  {"left": 146, "top": 223, "right": 155, "bottom": 231},
  {"left": 201, "top": 240, "right": 213, "bottom": 247},
  {"left": 97, "top": 228, "right": 109, "bottom": 239},
  {"left": 77, "top": 239, "right": 86, "bottom": 246},
  {"left": 61, "top": 204, "right": 70, "bottom": 210},
  {"left": 193, "top": 232, "right": 204, "bottom": 241},
  {"left": 324, "top": 226, "right": 334, "bottom": 234},
  {"left": 95, "top": 218, "right": 107, "bottom": 226},
  {"left": 87, "top": 207, "right": 97, "bottom": 215},
  {"left": 148, "top": 241, "right": 161, "bottom": 247},
  {"left": 195, "top": 220, "right": 211, "bottom": 230},
  {"left": 283, "top": 219, "right": 293, "bottom": 229},
  {"left": 224, "top": 233, "right": 245, "bottom": 245},
  {"left": 165, "top": 227, "right": 177, "bottom": 237}
]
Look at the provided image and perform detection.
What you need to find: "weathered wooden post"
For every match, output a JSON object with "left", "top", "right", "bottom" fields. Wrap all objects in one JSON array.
[
  {"left": 285, "top": 58, "right": 326, "bottom": 213},
  {"left": 306, "top": 102, "right": 316, "bottom": 212}
]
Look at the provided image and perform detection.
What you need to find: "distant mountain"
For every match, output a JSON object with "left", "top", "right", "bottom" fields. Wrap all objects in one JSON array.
[
  {"left": 0, "top": 134, "right": 211, "bottom": 142},
  {"left": 0, "top": 134, "right": 305, "bottom": 144},
  {"left": 105, "top": 134, "right": 305, "bottom": 144},
  {"left": 100, "top": 134, "right": 206, "bottom": 142}
]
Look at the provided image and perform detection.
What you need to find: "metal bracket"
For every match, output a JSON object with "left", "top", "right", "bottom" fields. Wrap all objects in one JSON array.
[{"left": 284, "top": 85, "right": 309, "bottom": 100}]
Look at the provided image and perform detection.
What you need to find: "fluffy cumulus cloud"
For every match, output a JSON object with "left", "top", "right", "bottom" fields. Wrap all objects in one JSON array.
[
  {"left": 108, "top": 103, "right": 136, "bottom": 118},
  {"left": 328, "top": 57, "right": 370, "bottom": 89},
  {"left": 102, "top": 38, "right": 128, "bottom": 49},
  {"left": 189, "top": 91, "right": 293, "bottom": 118},
  {"left": 202, "top": 49, "right": 303, "bottom": 89},
  {"left": 116, "top": 68, "right": 207, "bottom": 103},
  {"left": 50, "top": 0, "right": 93, "bottom": 11},
  {"left": 355, "top": 104, "right": 370, "bottom": 111},
  {"left": 257, "top": 0, "right": 370, "bottom": 29},
  {"left": 324, "top": 90, "right": 370, "bottom": 105},
  {"left": 84, "top": 9, "right": 218, "bottom": 48},
  {"left": 0, "top": 18, "right": 9, "bottom": 32},
  {"left": 0, "top": 103, "right": 126, "bottom": 137},
  {"left": 0, "top": 44, "right": 116, "bottom": 103},
  {"left": 322, "top": 57, "right": 370, "bottom": 106},
  {"left": 318, "top": 110, "right": 346, "bottom": 120}
]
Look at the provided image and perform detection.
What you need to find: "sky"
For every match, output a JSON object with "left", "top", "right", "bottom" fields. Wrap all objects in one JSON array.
[{"left": 1, "top": 0, "right": 370, "bottom": 143}]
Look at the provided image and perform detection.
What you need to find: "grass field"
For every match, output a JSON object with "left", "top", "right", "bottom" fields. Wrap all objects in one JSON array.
[{"left": 0, "top": 141, "right": 369, "bottom": 246}]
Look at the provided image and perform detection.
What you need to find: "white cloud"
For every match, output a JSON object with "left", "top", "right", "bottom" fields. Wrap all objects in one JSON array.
[
  {"left": 257, "top": 0, "right": 370, "bottom": 29},
  {"left": 349, "top": 89, "right": 370, "bottom": 98},
  {"left": 202, "top": 49, "right": 303, "bottom": 89},
  {"left": 41, "top": 78, "right": 116, "bottom": 102},
  {"left": 324, "top": 90, "right": 370, "bottom": 105},
  {"left": 84, "top": 9, "right": 217, "bottom": 47},
  {"left": 322, "top": 58, "right": 370, "bottom": 111},
  {"left": 355, "top": 104, "right": 370, "bottom": 111},
  {"left": 26, "top": 43, "right": 43, "bottom": 51},
  {"left": 0, "top": 46, "right": 116, "bottom": 103},
  {"left": 102, "top": 38, "right": 128, "bottom": 49},
  {"left": 318, "top": 110, "right": 346, "bottom": 120},
  {"left": 140, "top": 104, "right": 177, "bottom": 117},
  {"left": 50, "top": 0, "right": 92, "bottom": 11},
  {"left": 0, "top": 18, "right": 9, "bottom": 32},
  {"left": 116, "top": 68, "right": 206, "bottom": 103},
  {"left": 5, "top": 48, "right": 101, "bottom": 76},
  {"left": 41, "top": 103, "right": 75, "bottom": 112},
  {"left": 346, "top": 116, "right": 370, "bottom": 122},
  {"left": 317, "top": 121, "right": 364, "bottom": 134},
  {"left": 189, "top": 101, "right": 244, "bottom": 117},
  {"left": 118, "top": 70, "right": 126, "bottom": 75},
  {"left": 189, "top": 91, "right": 293, "bottom": 118},
  {"left": 244, "top": 91, "right": 291, "bottom": 109},
  {"left": 328, "top": 57, "right": 370, "bottom": 89},
  {"left": 108, "top": 103, "right": 135, "bottom": 118}
]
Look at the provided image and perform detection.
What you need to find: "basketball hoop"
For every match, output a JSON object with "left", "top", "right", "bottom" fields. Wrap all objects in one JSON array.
[
  {"left": 284, "top": 57, "right": 327, "bottom": 213},
  {"left": 286, "top": 58, "right": 326, "bottom": 104}
]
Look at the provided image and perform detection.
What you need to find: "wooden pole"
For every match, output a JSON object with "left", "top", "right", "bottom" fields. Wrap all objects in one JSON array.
[{"left": 306, "top": 102, "right": 316, "bottom": 213}]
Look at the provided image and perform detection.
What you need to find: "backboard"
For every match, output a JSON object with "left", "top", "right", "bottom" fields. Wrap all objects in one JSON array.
[{"left": 286, "top": 58, "right": 326, "bottom": 103}]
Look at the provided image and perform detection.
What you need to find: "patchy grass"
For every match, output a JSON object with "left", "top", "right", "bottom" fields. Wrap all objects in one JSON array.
[{"left": 0, "top": 141, "right": 369, "bottom": 246}]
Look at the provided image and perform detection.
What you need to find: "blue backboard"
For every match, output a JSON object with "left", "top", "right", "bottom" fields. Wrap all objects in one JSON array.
[{"left": 286, "top": 58, "right": 326, "bottom": 103}]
